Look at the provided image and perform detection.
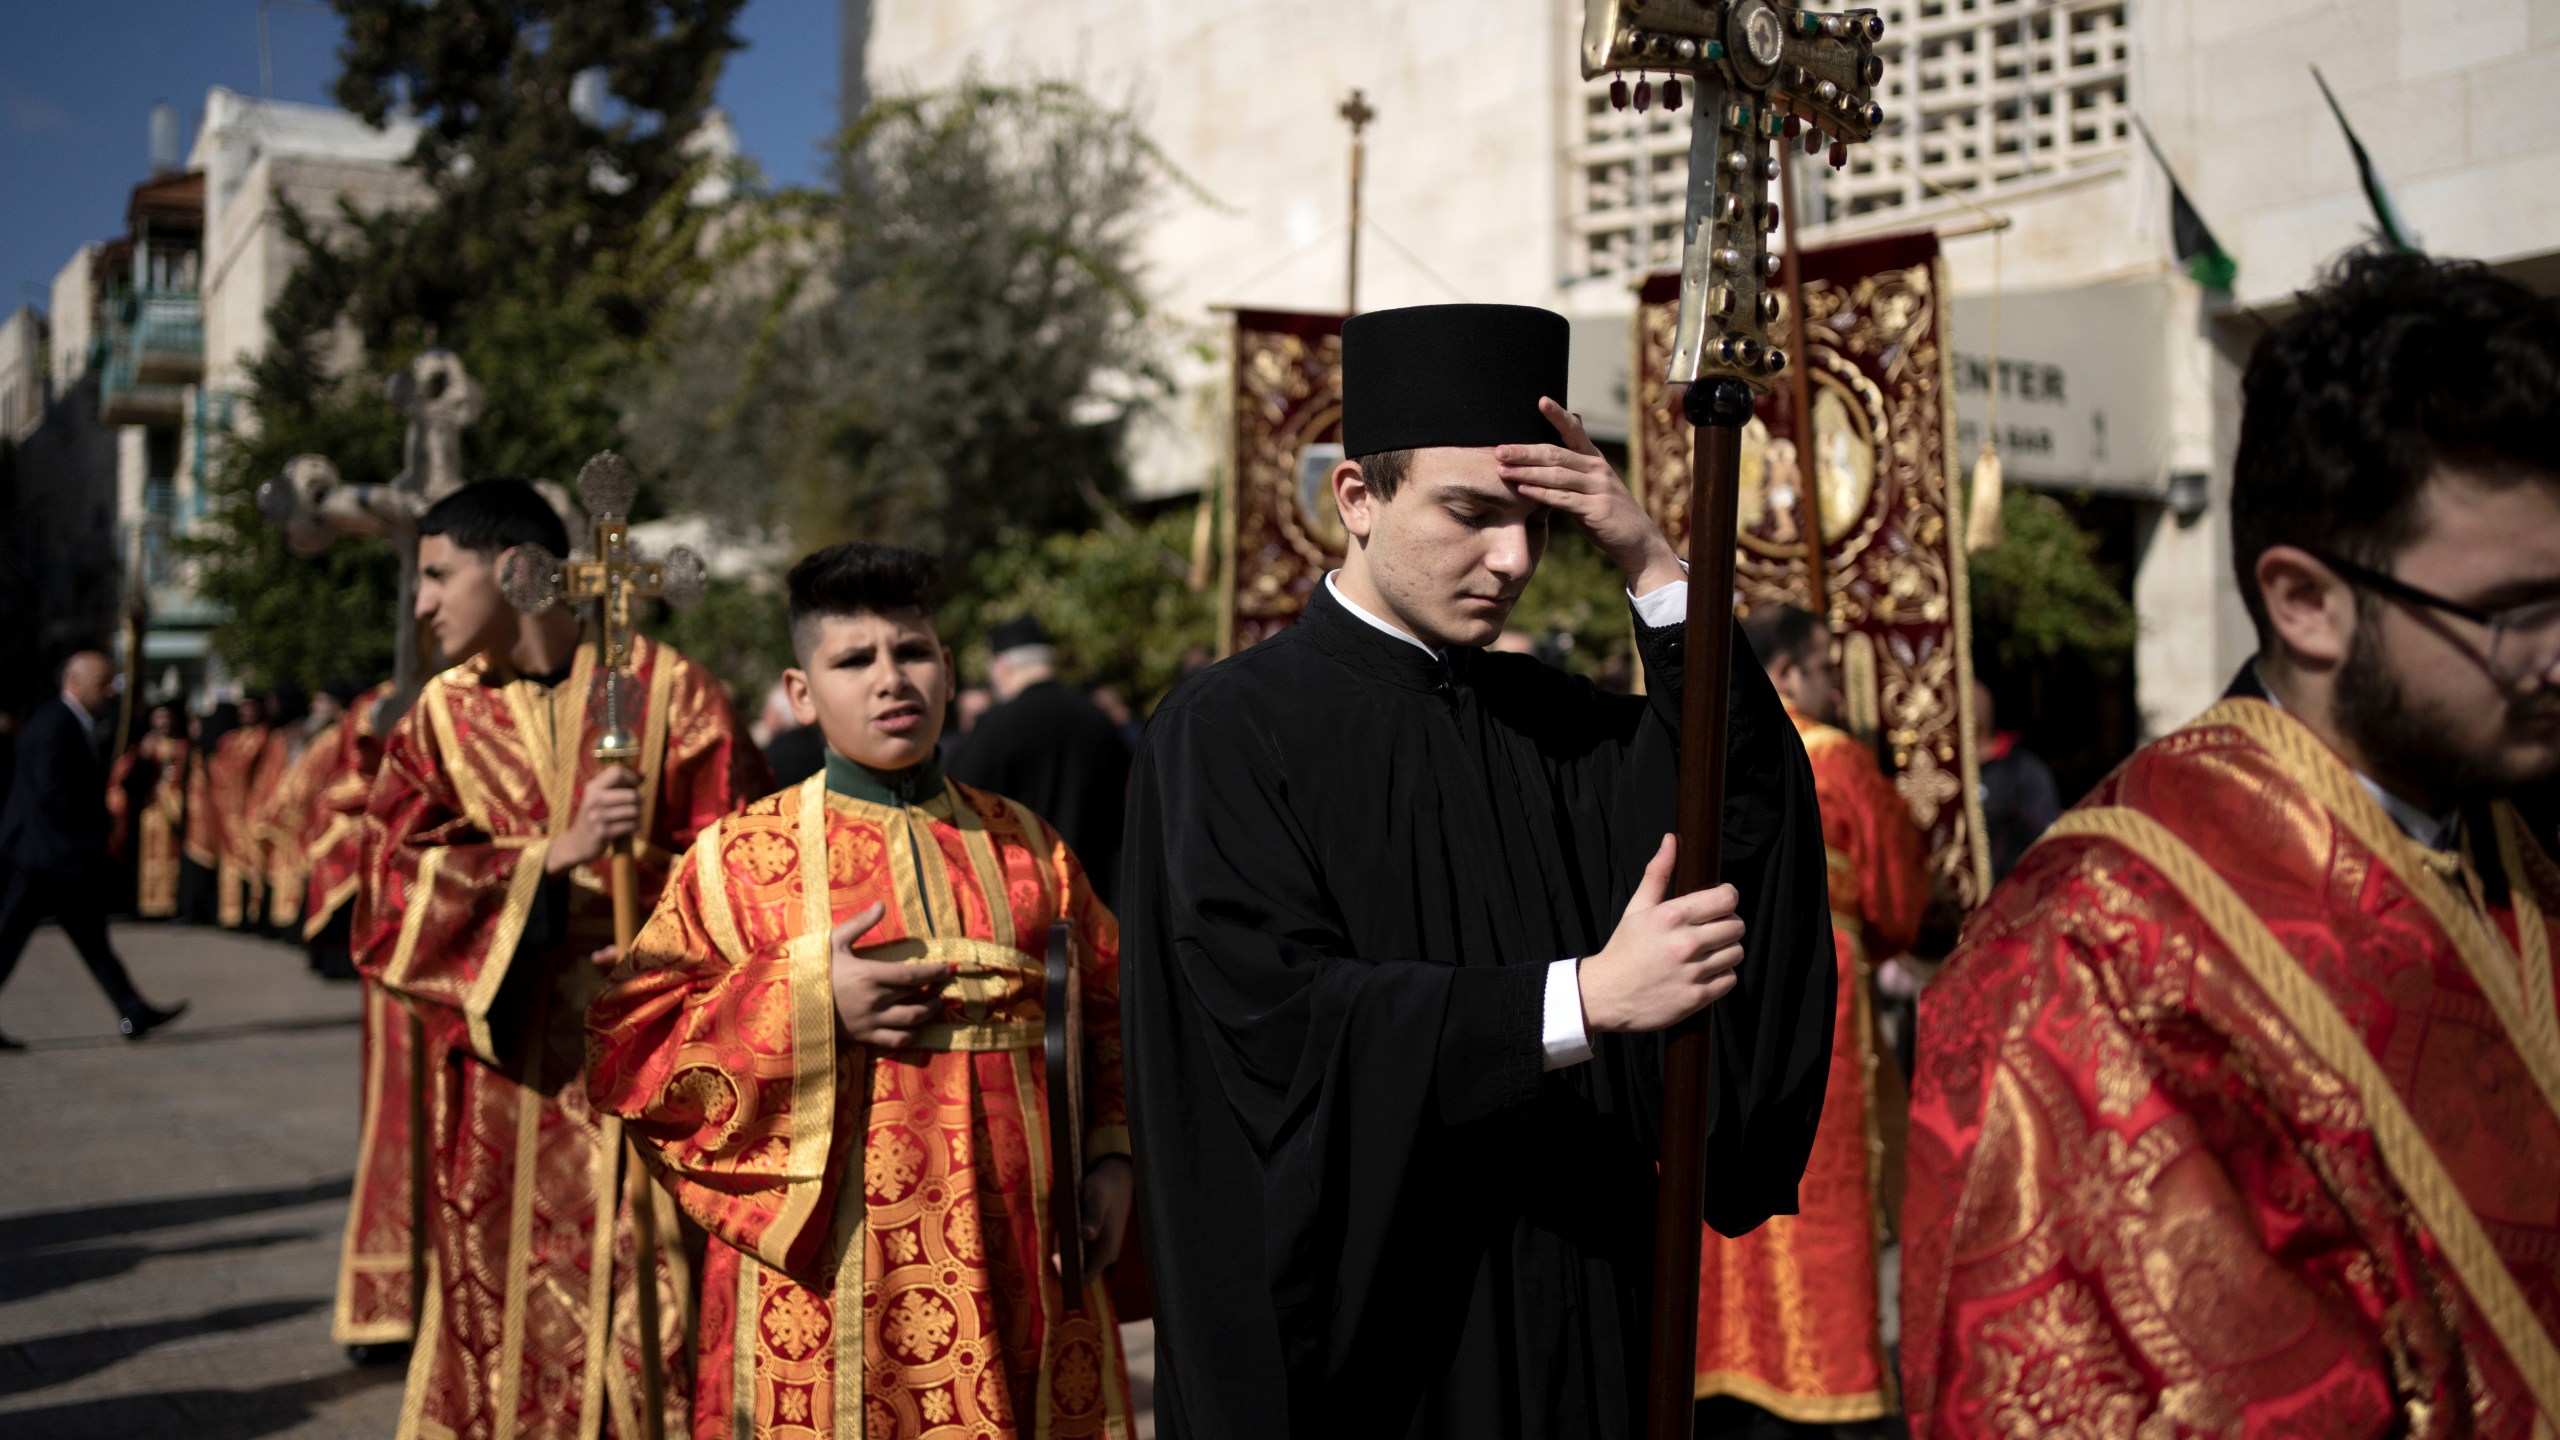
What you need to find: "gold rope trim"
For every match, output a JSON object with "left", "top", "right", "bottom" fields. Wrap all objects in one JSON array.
[
  {"left": 730, "top": 1253, "right": 758, "bottom": 1440},
  {"left": 333, "top": 981, "right": 396, "bottom": 1346},
  {"left": 2044, "top": 806, "right": 2560, "bottom": 1422},
  {"left": 2205, "top": 700, "right": 2560, "bottom": 1125},
  {"left": 1694, "top": 1367, "right": 1891, "bottom": 1422}
]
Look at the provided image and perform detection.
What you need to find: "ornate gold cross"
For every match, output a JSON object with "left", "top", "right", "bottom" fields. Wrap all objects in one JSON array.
[{"left": 1581, "top": 0, "right": 1888, "bottom": 395}]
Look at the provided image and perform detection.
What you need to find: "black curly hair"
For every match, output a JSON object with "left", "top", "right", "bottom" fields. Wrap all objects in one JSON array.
[
  {"left": 2233, "top": 248, "right": 2560, "bottom": 649},
  {"left": 785, "top": 542, "right": 942, "bottom": 657}
]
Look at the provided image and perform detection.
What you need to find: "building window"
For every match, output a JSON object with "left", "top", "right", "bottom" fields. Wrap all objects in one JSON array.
[{"left": 1564, "top": 0, "right": 2133, "bottom": 284}]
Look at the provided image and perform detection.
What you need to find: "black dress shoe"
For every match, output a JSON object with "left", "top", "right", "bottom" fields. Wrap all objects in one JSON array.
[
  {"left": 347, "top": 1341, "right": 411, "bottom": 1367},
  {"left": 120, "top": 1000, "right": 188, "bottom": 1041},
  {"left": 0, "top": 1030, "right": 23, "bottom": 1051}
]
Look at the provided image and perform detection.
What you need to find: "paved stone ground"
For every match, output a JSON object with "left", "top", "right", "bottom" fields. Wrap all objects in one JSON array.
[
  {"left": 0, "top": 920, "right": 1157, "bottom": 1439},
  {"left": 0, "top": 921, "right": 403, "bottom": 1439}
]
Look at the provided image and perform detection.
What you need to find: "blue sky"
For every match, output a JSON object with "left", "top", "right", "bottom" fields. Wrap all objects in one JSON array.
[{"left": 0, "top": 1, "right": 837, "bottom": 320}]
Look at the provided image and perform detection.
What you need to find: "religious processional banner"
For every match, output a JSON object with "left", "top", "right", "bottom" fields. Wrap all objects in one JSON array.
[
  {"left": 1632, "top": 232, "right": 1992, "bottom": 906},
  {"left": 1220, "top": 308, "right": 1348, "bottom": 655}
]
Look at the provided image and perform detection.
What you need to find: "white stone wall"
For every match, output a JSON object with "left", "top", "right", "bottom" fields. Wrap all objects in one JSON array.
[
  {"left": 863, "top": 0, "right": 1586, "bottom": 496},
  {"left": 191, "top": 88, "right": 425, "bottom": 408},
  {"left": 864, "top": 0, "right": 2560, "bottom": 730},
  {"left": 0, "top": 306, "right": 44, "bottom": 443}
]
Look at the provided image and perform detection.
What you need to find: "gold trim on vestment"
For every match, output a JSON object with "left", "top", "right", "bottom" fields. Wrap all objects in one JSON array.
[
  {"left": 1694, "top": 1366, "right": 1890, "bottom": 1422},
  {"left": 950, "top": 788, "right": 1016, "bottom": 950},
  {"left": 768, "top": 778, "right": 838, "bottom": 1259},
  {"left": 394, "top": 1248, "right": 443, "bottom": 1440},
  {"left": 730, "top": 1252, "right": 758, "bottom": 1440},
  {"left": 2206, "top": 700, "right": 2560, "bottom": 1126},
  {"left": 333, "top": 981, "right": 405, "bottom": 1345},
  {"left": 2042, "top": 805, "right": 2560, "bottom": 1424},
  {"left": 580, "top": 1114, "right": 622, "bottom": 1440},
  {"left": 462, "top": 840, "right": 551, "bottom": 1066},
  {"left": 489, "top": 1030, "right": 549, "bottom": 1440},
  {"left": 2493, "top": 805, "right": 2560, "bottom": 1070},
  {"left": 385, "top": 848, "right": 447, "bottom": 996}
]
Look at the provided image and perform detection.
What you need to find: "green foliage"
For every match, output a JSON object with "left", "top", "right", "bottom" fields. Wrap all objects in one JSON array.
[
  {"left": 1968, "top": 489, "right": 2139, "bottom": 672},
  {"left": 192, "top": 0, "right": 744, "bottom": 686},
  {"left": 622, "top": 78, "right": 1182, "bottom": 577},
  {"left": 652, "top": 577, "right": 794, "bottom": 710},
  {"left": 1509, "top": 527, "right": 1642, "bottom": 680},
  {"left": 945, "top": 510, "right": 1216, "bottom": 711}
]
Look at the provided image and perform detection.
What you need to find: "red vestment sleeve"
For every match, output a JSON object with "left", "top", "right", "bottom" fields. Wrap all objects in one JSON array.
[{"left": 353, "top": 702, "right": 557, "bottom": 1067}]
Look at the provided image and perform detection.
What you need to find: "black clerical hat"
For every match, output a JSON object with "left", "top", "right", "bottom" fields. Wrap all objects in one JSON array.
[
  {"left": 989, "top": 615, "right": 1052, "bottom": 652},
  {"left": 1339, "top": 304, "right": 1570, "bottom": 458}
]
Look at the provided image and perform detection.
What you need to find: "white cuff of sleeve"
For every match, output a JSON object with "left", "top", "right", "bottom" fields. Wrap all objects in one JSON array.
[
  {"left": 1627, "top": 559, "right": 1691, "bottom": 629},
  {"left": 1541, "top": 957, "right": 1595, "bottom": 1070}
]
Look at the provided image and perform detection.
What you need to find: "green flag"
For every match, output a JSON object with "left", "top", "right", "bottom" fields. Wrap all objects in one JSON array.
[
  {"left": 2312, "top": 66, "right": 2418, "bottom": 252},
  {"left": 2133, "top": 117, "right": 2238, "bottom": 292}
]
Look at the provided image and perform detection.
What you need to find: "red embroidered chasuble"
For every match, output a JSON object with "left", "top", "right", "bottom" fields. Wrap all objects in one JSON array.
[
  {"left": 357, "top": 635, "right": 765, "bottom": 1440},
  {"left": 310, "top": 681, "right": 421, "bottom": 1349},
  {"left": 108, "top": 734, "right": 189, "bottom": 918},
  {"left": 258, "top": 724, "right": 335, "bottom": 929},
  {"left": 306, "top": 682, "right": 394, "bottom": 942},
  {"left": 587, "top": 773, "right": 1136, "bottom": 1440},
  {"left": 1697, "top": 708, "right": 1928, "bottom": 1420},
  {"left": 190, "top": 722, "right": 277, "bottom": 927},
  {"left": 1902, "top": 698, "right": 2560, "bottom": 1439}
]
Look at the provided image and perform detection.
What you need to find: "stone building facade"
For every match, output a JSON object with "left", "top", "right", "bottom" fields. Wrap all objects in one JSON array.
[{"left": 853, "top": 0, "right": 2560, "bottom": 747}]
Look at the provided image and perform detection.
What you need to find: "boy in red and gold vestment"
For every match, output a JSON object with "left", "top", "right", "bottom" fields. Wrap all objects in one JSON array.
[
  {"left": 107, "top": 703, "right": 189, "bottom": 918},
  {"left": 298, "top": 678, "right": 420, "bottom": 1353},
  {"left": 1696, "top": 603, "right": 1927, "bottom": 1432},
  {"left": 189, "top": 692, "right": 274, "bottom": 928},
  {"left": 588, "top": 542, "right": 1137, "bottom": 1439},
  {"left": 357, "top": 480, "right": 766, "bottom": 1439},
  {"left": 1902, "top": 252, "right": 2560, "bottom": 1437}
]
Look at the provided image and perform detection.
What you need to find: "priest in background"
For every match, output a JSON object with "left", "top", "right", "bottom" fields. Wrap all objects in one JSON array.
[
  {"left": 948, "top": 615, "right": 1130, "bottom": 906},
  {"left": 191, "top": 692, "right": 270, "bottom": 928},
  {"left": 1696, "top": 603, "right": 1927, "bottom": 1437},
  {"left": 1123, "top": 303, "right": 1837, "bottom": 1438},
  {"left": 1902, "top": 250, "right": 2560, "bottom": 1436}
]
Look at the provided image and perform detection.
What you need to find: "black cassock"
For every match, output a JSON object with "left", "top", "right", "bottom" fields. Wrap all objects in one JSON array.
[
  {"left": 1122, "top": 582, "right": 1835, "bottom": 1440},
  {"left": 948, "top": 679, "right": 1131, "bottom": 905}
]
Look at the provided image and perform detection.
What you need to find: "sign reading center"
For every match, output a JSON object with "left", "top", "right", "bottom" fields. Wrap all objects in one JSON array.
[{"left": 1950, "top": 278, "right": 2170, "bottom": 498}]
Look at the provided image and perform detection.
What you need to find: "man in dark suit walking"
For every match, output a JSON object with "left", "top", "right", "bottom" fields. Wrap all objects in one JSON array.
[{"left": 0, "top": 651, "right": 187, "bottom": 1048}]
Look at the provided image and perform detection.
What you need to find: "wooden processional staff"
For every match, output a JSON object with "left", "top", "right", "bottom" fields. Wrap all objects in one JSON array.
[
  {"left": 499, "top": 451, "right": 707, "bottom": 1440},
  {"left": 1574, "top": 4, "right": 1889, "bottom": 1435}
]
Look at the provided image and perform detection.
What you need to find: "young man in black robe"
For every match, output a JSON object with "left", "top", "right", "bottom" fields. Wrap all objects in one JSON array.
[{"left": 1123, "top": 304, "right": 1836, "bottom": 1439}]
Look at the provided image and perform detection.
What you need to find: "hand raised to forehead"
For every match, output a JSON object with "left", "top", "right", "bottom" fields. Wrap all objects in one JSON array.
[{"left": 1497, "top": 397, "right": 1683, "bottom": 592}]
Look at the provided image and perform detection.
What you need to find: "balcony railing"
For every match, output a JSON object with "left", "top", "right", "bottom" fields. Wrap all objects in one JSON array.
[{"left": 96, "top": 287, "right": 201, "bottom": 427}]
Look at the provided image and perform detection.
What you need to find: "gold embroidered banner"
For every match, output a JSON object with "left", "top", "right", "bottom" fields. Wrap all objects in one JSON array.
[
  {"left": 1220, "top": 308, "right": 1347, "bottom": 655},
  {"left": 1631, "top": 232, "right": 1991, "bottom": 906}
]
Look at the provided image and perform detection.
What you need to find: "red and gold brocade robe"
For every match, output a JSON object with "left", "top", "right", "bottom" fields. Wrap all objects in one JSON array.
[
  {"left": 357, "top": 635, "right": 765, "bottom": 1440},
  {"left": 108, "top": 735, "right": 189, "bottom": 918},
  {"left": 313, "top": 682, "right": 420, "bottom": 1349},
  {"left": 189, "top": 722, "right": 277, "bottom": 927},
  {"left": 1697, "top": 707, "right": 1929, "bottom": 1421},
  {"left": 1902, "top": 698, "right": 2560, "bottom": 1440},
  {"left": 307, "top": 682, "right": 394, "bottom": 942},
  {"left": 258, "top": 722, "right": 337, "bottom": 930},
  {"left": 587, "top": 771, "right": 1138, "bottom": 1440}
]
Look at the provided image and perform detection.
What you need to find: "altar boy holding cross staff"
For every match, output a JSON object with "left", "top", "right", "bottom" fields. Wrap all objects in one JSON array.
[{"left": 357, "top": 478, "right": 766, "bottom": 1440}]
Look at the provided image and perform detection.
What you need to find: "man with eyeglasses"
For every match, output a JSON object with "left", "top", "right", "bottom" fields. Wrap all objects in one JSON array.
[{"left": 1901, "top": 248, "right": 2560, "bottom": 1438}]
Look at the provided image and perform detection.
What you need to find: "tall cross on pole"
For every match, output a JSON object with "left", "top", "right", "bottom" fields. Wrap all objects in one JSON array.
[
  {"left": 1339, "top": 88, "right": 1376, "bottom": 315},
  {"left": 1574, "top": 5, "right": 1888, "bottom": 1436}
]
